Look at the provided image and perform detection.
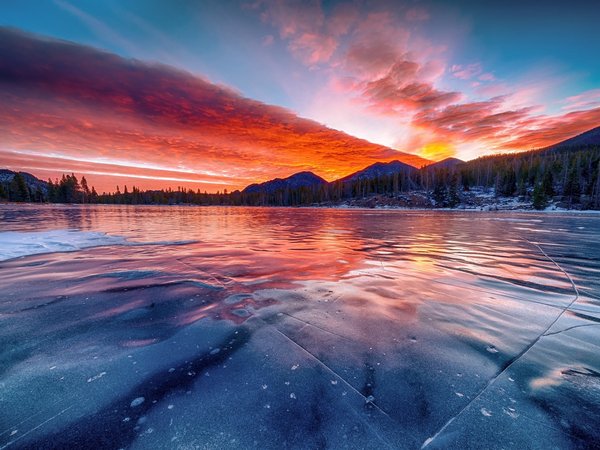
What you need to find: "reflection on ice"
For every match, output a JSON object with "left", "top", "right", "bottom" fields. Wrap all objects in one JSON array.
[{"left": 0, "top": 205, "right": 598, "bottom": 449}]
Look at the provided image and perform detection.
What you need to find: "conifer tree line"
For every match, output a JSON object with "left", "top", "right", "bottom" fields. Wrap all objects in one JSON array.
[
  {"left": 1, "top": 145, "right": 599, "bottom": 209},
  {"left": 0, "top": 173, "right": 98, "bottom": 203},
  {"left": 455, "top": 145, "right": 600, "bottom": 209}
]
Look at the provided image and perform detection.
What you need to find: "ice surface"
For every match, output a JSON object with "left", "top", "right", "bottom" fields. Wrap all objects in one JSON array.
[
  {"left": 0, "top": 205, "right": 598, "bottom": 449},
  {"left": 0, "top": 229, "right": 128, "bottom": 261}
]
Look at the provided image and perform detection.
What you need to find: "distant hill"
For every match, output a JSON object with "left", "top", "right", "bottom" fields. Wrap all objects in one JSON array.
[
  {"left": 242, "top": 171, "right": 327, "bottom": 194},
  {"left": 0, "top": 169, "right": 46, "bottom": 188},
  {"left": 241, "top": 160, "right": 420, "bottom": 193},
  {"left": 338, "top": 160, "right": 417, "bottom": 183},
  {"left": 0, "top": 169, "right": 48, "bottom": 200},
  {"left": 425, "top": 157, "right": 464, "bottom": 170},
  {"left": 544, "top": 126, "right": 600, "bottom": 151}
]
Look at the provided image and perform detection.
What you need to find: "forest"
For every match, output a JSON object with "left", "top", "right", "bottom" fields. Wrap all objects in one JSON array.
[{"left": 2, "top": 145, "right": 599, "bottom": 210}]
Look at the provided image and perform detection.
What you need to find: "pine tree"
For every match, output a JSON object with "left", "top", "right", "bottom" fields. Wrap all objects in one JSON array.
[
  {"left": 432, "top": 178, "right": 448, "bottom": 206},
  {"left": 81, "top": 176, "right": 91, "bottom": 203},
  {"left": 592, "top": 160, "right": 600, "bottom": 209},
  {"left": 9, "top": 173, "right": 30, "bottom": 202},
  {"left": 90, "top": 187, "right": 98, "bottom": 203},
  {"left": 47, "top": 179, "right": 57, "bottom": 202},
  {"left": 448, "top": 173, "right": 461, "bottom": 207},
  {"left": 542, "top": 170, "right": 554, "bottom": 197},
  {"left": 497, "top": 168, "right": 516, "bottom": 196},
  {"left": 532, "top": 181, "right": 547, "bottom": 210},
  {"left": 564, "top": 166, "right": 581, "bottom": 206}
]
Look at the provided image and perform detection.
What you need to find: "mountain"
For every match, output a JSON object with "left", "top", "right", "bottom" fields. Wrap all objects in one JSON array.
[
  {"left": 338, "top": 160, "right": 417, "bottom": 183},
  {"left": 242, "top": 171, "right": 327, "bottom": 194},
  {"left": 0, "top": 169, "right": 48, "bottom": 194},
  {"left": 544, "top": 126, "right": 600, "bottom": 151},
  {"left": 425, "top": 157, "right": 465, "bottom": 170}
]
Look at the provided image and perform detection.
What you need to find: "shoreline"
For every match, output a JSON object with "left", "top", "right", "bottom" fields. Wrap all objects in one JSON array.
[{"left": 1, "top": 201, "right": 600, "bottom": 214}]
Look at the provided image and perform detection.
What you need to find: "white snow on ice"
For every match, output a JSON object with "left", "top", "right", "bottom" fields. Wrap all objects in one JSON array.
[
  {"left": 0, "top": 229, "right": 199, "bottom": 261},
  {"left": 0, "top": 230, "right": 128, "bottom": 261},
  {"left": 130, "top": 397, "right": 145, "bottom": 408}
]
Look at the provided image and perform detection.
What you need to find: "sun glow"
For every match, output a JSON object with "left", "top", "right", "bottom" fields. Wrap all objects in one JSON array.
[{"left": 418, "top": 142, "right": 456, "bottom": 161}]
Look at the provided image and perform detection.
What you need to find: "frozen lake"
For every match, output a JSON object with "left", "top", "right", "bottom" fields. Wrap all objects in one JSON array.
[{"left": 0, "top": 205, "right": 599, "bottom": 449}]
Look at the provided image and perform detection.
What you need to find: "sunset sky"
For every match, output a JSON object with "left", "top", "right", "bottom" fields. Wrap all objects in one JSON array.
[{"left": 1, "top": 0, "right": 600, "bottom": 192}]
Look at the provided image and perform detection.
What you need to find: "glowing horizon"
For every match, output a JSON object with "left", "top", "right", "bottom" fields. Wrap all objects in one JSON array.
[{"left": 1, "top": 1, "right": 599, "bottom": 192}]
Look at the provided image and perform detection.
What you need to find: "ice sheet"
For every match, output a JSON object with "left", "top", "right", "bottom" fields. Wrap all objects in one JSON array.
[{"left": 0, "top": 205, "right": 598, "bottom": 449}]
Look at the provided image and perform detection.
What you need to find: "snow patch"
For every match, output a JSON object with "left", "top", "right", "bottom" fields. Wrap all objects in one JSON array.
[
  {"left": 130, "top": 397, "right": 145, "bottom": 408},
  {"left": 87, "top": 371, "right": 107, "bottom": 383},
  {"left": 0, "top": 229, "right": 199, "bottom": 261},
  {"left": 480, "top": 407, "right": 492, "bottom": 417},
  {"left": 0, "top": 230, "right": 128, "bottom": 261}
]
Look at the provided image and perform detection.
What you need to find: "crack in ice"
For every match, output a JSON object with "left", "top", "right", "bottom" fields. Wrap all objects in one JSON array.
[
  {"left": 0, "top": 405, "right": 74, "bottom": 450},
  {"left": 265, "top": 323, "right": 404, "bottom": 449},
  {"left": 543, "top": 322, "right": 600, "bottom": 337},
  {"left": 282, "top": 312, "right": 356, "bottom": 343},
  {"left": 421, "top": 238, "right": 581, "bottom": 448}
]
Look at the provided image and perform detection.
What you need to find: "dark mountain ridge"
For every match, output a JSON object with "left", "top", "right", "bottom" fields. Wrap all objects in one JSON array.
[
  {"left": 424, "top": 157, "right": 464, "bottom": 170},
  {"left": 544, "top": 126, "right": 600, "bottom": 151},
  {"left": 0, "top": 169, "right": 48, "bottom": 190},
  {"left": 0, "top": 169, "right": 48, "bottom": 201},
  {"left": 242, "top": 171, "right": 327, "bottom": 194},
  {"left": 338, "top": 160, "right": 416, "bottom": 183}
]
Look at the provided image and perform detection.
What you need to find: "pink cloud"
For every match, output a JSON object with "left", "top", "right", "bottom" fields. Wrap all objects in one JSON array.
[
  {"left": 475, "top": 82, "right": 510, "bottom": 98},
  {"left": 255, "top": 1, "right": 449, "bottom": 118},
  {"left": 362, "top": 62, "right": 462, "bottom": 114},
  {"left": 326, "top": 3, "right": 360, "bottom": 36},
  {"left": 478, "top": 72, "right": 495, "bottom": 81},
  {"left": 344, "top": 11, "right": 411, "bottom": 77},
  {"left": 255, "top": 0, "right": 358, "bottom": 66},
  {"left": 288, "top": 32, "right": 338, "bottom": 64},
  {"left": 451, "top": 63, "right": 482, "bottom": 80},
  {"left": 344, "top": 38, "right": 404, "bottom": 77},
  {"left": 250, "top": 1, "right": 600, "bottom": 160},
  {"left": 334, "top": 10, "right": 456, "bottom": 117},
  {"left": 561, "top": 88, "right": 600, "bottom": 111}
]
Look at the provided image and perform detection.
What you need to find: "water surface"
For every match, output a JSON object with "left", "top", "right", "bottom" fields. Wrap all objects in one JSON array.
[{"left": 0, "top": 205, "right": 599, "bottom": 449}]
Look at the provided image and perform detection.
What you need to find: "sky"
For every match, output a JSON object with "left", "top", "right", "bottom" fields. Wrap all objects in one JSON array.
[{"left": 1, "top": 0, "right": 600, "bottom": 192}]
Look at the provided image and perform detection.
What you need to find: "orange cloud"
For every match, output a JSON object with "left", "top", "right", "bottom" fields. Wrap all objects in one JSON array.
[
  {"left": 0, "top": 28, "right": 427, "bottom": 192},
  {"left": 413, "top": 95, "right": 600, "bottom": 156}
]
